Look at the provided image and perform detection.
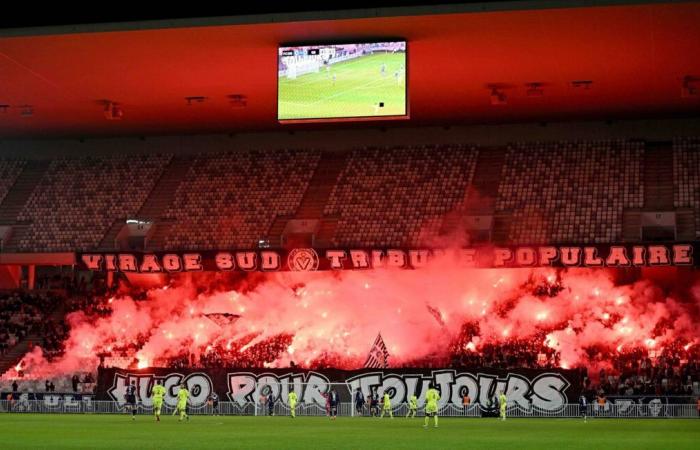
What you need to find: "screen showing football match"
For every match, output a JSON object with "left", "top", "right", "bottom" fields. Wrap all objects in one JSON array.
[{"left": 278, "top": 41, "right": 407, "bottom": 121}]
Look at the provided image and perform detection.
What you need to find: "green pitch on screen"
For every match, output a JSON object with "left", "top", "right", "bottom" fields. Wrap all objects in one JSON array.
[{"left": 278, "top": 52, "right": 406, "bottom": 120}]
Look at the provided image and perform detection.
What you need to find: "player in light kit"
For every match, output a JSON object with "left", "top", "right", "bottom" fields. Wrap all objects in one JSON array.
[
  {"left": 150, "top": 380, "right": 166, "bottom": 422},
  {"left": 380, "top": 392, "right": 393, "bottom": 418},
  {"left": 406, "top": 394, "right": 418, "bottom": 418},
  {"left": 176, "top": 383, "right": 190, "bottom": 422},
  {"left": 125, "top": 381, "right": 137, "bottom": 420},
  {"left": 288, "top": 388, "right": 298, "bottom": 418},
  {"left": 499, "top": 391, "right": 507, "bottom": 421},
  {"left": 423, "top": 384, "right": 440, "bottom": 429}
]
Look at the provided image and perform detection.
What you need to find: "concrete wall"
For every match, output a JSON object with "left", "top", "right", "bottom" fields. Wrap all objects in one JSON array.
[{"left": 1, "top": 117, "right": 699, "bottom": 159}]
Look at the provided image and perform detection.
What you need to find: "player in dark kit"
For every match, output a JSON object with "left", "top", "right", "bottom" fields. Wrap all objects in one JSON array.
[
  {"left": 370, "top": 389, "right": 379, "bottom": 417},
  {"left": 125, "top": 381, "right": 137, "bottom": 420},
  {"left": 354, "top": 388, "right": 365, "bottom": 416},
  {"left": 579, "top": 394, "right": 588, "bottom": 423},
  {"left": 267, "top": 393, "right": 276, "bottom": 416},
  {"left": 208, "top": 392, "right": 220, "bottom": 416},
  {"left": 329, "top": 389, "right": 339, "bottom": 420}
]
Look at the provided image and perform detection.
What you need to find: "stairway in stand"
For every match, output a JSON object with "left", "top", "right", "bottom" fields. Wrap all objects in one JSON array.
[
  {"left": 124, "top": 156, "right": 192, "bottom": 251},
  {"left": 643, "top": 143, "right": 674, "bottom": 210},
  {"left": 267, "top": 151, "right": 349, "bottom": 247}
]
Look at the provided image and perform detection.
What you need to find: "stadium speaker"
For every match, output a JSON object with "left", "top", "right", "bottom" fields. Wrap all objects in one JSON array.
[
  {"left": 228, "top": 94, "right": 248, "bottom": 108},
  {"left": 103, "top": 102, "right": 123, "bottom": 120},
  {"left": 19, "top": 105, "right": 34, "bottom": 117},
  {"left": 490, "top": 88, "right": 507, "bottom": 106},
  {"left": 681, "top": 76, "right": 699, "bottom": 98},
  {"left": 525, "top": 82, "right": 544, "bottom": 97}
]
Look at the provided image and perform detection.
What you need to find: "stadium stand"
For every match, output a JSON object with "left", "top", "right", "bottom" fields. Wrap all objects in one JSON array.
[
  {"left": 0, "top": 160, "right": 26, "bottom": 208},
  {"left": 495, "top": 140, "right": 644, "bottom": 244},
  {"left": 3, "top": 139, "right": 700, "bottom": 252},
  {"left": 324, "top": 144, "right": 478, "bottom": 247},
  {"left": 14, "top": 155, "right": 171, "bottom": 252},
  {"left": 673, "top": 137, "right": 700, "bottom": 237},
  {"left": 162, "top": 149, "right": 321, "bottom": 249}
]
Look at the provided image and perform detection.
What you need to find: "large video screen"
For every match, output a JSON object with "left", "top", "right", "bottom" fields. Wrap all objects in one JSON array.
[{"left": 278, "top": 41, "right": 407, "bottom": 121}]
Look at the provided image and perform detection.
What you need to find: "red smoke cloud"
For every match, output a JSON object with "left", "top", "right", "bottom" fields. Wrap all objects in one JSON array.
[{"left": 4, "top": 255, "right": 700, "bottom": 381}]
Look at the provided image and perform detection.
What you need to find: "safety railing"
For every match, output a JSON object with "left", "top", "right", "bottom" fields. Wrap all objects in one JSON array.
[{"left": 1, "top": 400, "right": 698, "bottom": 418}]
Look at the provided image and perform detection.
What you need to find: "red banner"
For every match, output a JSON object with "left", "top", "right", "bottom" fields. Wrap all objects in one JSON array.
[{"left": 77, "top": 243, "right": 696, "bottom": 272}]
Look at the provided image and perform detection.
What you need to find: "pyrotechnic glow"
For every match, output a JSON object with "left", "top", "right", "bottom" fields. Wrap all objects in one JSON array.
[{"left": 3, "top": 257, "right": 699, "bottom": 381}]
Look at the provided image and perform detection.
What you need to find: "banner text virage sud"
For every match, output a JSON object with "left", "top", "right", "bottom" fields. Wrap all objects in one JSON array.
[{"left": 79, "top": 243, "right": 695, "bottom": 273}]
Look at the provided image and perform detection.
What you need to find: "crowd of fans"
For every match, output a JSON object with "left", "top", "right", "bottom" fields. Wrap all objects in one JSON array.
[
  {"left": 1, "top": 275, "right": 698, "bottom": 401},
  {"left": 591, "top": 343, "right": 700, "bottom": 397},
  {"left": 0, "top": 291, "right": 62, "bottom": 356}
]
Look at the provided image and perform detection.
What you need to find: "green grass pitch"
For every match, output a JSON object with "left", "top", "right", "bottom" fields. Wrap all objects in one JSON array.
[
  {"left": 1, "top": 415, "right": 698, "bottom": 449},
  {"left": 278, "top": 52, "right": 406, "bottom": 120}
]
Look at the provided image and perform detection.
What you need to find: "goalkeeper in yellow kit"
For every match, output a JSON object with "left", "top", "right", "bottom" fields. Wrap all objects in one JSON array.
[
  {"left": 423, "top": 384, "right": 440, "bottom": 429},
  {"left": 288, "top": 388, "right": 298, "bottom": 418},
  {"left": 150, "top": 380, "right": 166, "bottom": 422},
  {"left": 499, "top": 391, "right": 507, "bottom": 421}
]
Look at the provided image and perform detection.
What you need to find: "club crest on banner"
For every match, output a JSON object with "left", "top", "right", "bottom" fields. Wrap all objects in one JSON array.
[{"left": 287, "top": 248, "right": 320, "bottom": 271}]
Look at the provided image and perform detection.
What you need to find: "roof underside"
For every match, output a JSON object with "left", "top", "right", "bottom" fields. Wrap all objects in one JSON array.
[{"left": 0, "top": 1, "right": 699, "bottom": 138}]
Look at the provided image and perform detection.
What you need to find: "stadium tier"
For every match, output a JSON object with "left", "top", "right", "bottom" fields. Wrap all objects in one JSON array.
[
  {"left": 0, "top": 160, "right": 26, "bottom": 208},
  {"left": 325, "top": 144, "right": 478, "bottom": 247},
  {"left": 12, "top": 155, "right": 171, "bottom": 252},
  {"left": 496, "top": 140, "right": 644, "bottom": 244},
  {"left": 673, "top": 138, "right": 700, "bottom": 234},
  {"left": 162, "top": 149, "right": 321, "bottom": 250},
  {"left": 0, "top": 139, "right": 698, "bottom": 250}
]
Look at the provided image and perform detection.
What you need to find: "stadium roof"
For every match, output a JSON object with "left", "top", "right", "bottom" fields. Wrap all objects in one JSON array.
[{"left": 0, "top": 1, "right": 699, "bottom": 138}]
